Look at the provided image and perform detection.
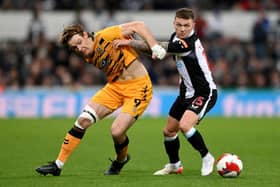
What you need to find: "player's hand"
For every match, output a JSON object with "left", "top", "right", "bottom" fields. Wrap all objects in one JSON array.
[
  {"left": 151, "top": 44, "right": 166, "bottom": 60},
  {"left": 112, "top": 39, "right": 130, "bottom": 49}
]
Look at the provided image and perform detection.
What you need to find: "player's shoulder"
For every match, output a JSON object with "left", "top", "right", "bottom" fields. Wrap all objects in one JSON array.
[
  {"left": 99, "top": 25, "right": 120, "bottom": 33},
  {"left": 96, "top": 25, "right": 121, "bottom": 39},
  {"left": 169, "top": 32, "right": 176, "bottom": 42}
]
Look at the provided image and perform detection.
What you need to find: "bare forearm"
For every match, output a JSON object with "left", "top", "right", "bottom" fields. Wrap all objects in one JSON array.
[
  {"left": 133, "top": 21, "right": 158, "bottom": 48},
  {"left": 120, "top": 21, "right": 157, "bottom": 47},
  {"left": 129, "top": 40, "right": 151, "bottom": 53},
  {"left": 120, "top": 21, "right": 167, "bottom": 60},
  {"left": 129, "top": 40, "right": 168, "bottom": 54}
]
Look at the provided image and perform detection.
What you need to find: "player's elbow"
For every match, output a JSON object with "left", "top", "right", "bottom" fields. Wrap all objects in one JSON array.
[
  {"left": 130, "top": 21, "right": 147, "bottom": 32},
  {"left": 131, "top": 21, "right": 145, "bottom": 27}
]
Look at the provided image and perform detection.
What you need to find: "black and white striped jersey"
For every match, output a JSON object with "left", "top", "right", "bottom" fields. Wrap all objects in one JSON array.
[{"left": 167, "top": 30, "right": 217, "bottom": 99}]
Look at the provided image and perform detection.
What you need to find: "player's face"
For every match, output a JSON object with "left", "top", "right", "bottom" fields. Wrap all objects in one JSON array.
[
  {"left": 174, "top": 17, "right": 195, "bottom": 39},
  {"left": 68, "top": 32, "right": 93, "bottom": 58}
]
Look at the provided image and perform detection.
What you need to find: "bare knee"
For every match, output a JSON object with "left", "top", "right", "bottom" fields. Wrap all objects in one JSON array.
[
  {"left": 76, "top": 117, "right": 92, "bottom": 129},
  {"left": 179, "top": 123, "right": 194, "bottom": 134},
  {"left": 179, "top": 111, "right": 199, "bottom": 133},
  {"left": 163, "top": 127, "right": 178, "bottom": 137},
  {"left": 111, "top": 126, "right": 125, "bottom": 141}
]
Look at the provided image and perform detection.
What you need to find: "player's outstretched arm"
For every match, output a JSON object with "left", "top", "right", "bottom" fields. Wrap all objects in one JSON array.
[
  {"left": 119, "top": 21, "right": 166, "bottom": 60},
  {"left": 130, "top": 40, "right": 169, "bottom": 56},
  {"left": 113, "top": 39, "right": 169, "bottom": 57}
]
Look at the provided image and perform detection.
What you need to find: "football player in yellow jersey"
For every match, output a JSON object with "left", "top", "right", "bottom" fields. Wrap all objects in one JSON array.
[{"left": 35, "top": 21, "right": 166, "bottom": 176}]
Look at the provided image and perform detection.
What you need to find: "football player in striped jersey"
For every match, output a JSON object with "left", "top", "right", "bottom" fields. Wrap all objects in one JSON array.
[{"left": 113, "top": 8, "right": 218, "bottom": 176}]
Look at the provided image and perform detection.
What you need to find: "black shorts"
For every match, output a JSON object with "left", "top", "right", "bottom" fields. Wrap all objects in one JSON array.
[{"left": 169, "top": 89, "right": 217, "bottom": 122}]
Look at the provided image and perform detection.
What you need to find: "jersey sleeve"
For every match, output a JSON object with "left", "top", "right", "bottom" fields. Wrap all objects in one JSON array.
[{"left": 97, "top": 25, "right": 123, "bottom": 41}]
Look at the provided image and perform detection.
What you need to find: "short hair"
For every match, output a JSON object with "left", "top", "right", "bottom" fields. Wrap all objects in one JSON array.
[
  {"left": 59, "top": 24, "right": 84, "bottom": 46},
  {"left": 175, "top": 8, "right": 194, "bottom": 20}
]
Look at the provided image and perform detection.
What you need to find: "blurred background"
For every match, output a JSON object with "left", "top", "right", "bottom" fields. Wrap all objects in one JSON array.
[{"left": 0, "top": 0, "right": 279, "bottom": 117}]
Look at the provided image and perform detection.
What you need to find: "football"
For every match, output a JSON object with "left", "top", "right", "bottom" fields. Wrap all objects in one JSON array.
[{"left": 216, "top": 153, "right": 243, "bottom": 178}]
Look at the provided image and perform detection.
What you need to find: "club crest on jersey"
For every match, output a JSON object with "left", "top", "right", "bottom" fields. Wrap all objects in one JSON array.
[
  {"left": 176, "top": 61, "right": 183, "bottom": 68},
  {"left": 96, "top": 47, "right": 104, "bottom": 56}
]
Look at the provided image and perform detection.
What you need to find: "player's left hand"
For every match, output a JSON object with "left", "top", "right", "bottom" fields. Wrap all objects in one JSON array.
[{"left": 112, "top": 39, "right": 130, "bottom": 49}]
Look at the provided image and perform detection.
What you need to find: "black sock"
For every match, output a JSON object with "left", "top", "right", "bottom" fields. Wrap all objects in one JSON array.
[
  {"left": 114, "top": 136, "right": 129, "bottom": 162},
  {"left": 164, "top": 136, "right": 180, "bottom": 163},
  {"left": 187, "top": 131, "right": 208, "bottom": 158}
]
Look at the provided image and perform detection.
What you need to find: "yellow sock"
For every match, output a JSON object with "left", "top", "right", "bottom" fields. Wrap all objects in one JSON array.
[{"left": 57, "top": 133, "right": 81, "bottom": 163}]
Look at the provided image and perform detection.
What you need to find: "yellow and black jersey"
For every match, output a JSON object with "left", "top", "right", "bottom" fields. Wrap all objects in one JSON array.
[{"left": 85, "top": 26, "right": 138, "bottom": 82}]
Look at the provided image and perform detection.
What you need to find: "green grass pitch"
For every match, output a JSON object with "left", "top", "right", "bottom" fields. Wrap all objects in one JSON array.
[{"left": 0, "top": 117, "right": 280, "bottom": 187}]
